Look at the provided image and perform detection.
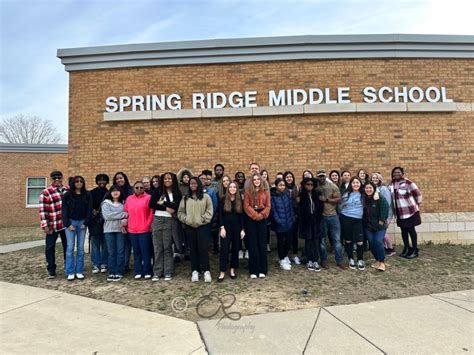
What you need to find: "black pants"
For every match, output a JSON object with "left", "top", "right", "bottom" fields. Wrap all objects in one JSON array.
[
  {"left": 340, "top": 215, "right": 364, "bottom": 260},
  {"left": 301, "top": 221, "right": 322, "bottom": 263},
  {"left": 185, "top": 225, "right": 210, "bottom": 272},
  {"left": 45, "top": 229, "right": 67, "bottom": 275},
  {"left": 291, "top": 216, "right": 299, "bottom": 254},
  {"left": 246, "top": 218, "right": 268, "bottom": 275},
  {"left": 401, "top": 226, "right": 418, "bottom": 249},
  {"left": 219, "top": 221, "right": 240, "bottom": 272},
  {"left": 276, "top": 231, "right": 292, "bottom": 260}
]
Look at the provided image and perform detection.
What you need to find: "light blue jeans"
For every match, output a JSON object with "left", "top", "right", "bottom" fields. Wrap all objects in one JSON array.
[
  {"left": 65, "top": 219, "right": 86, "bottom": 275},
  {"left": 320, "top": 215, "right": 343, "bottom": 264},
  {"left": 365, "top": 229, "right": 386, "bottom": 262}
]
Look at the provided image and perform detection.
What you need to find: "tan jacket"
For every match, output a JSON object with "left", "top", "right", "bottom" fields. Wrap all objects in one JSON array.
[{"left": 178, "top": 194, "right": 213, "bottom": 228}]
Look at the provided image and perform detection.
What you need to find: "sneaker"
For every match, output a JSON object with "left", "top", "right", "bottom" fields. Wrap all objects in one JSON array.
[
  {"left": 164, "top": 275, "right": 172, "bottom": 281},
  {"left": 267, "top": 244, "right": 271, "bottom": 253},
  {"left": 92, "top": 266, "right": 100, "bottom": 274},
  {"left": 76, "top": 273, "right": 85, "bottom": 280},
  {"left": 106, "top": 274, "right": 115, "bottom": 282},
  {"left": 250, "top": 274, "right": 258, "bottom": 279},
  {"left": 47, "top": 273, "right": 56, "bottom": 279},
  {"left": 280, "top": 259, "right": 291, "bottom": 271},
  {"left": 191, "top": 270, "right": 199, "bottom": 282},
  {"left": 67, "top": 274, "right": 75, "bottom": 281},
  {"left": 204, "top": 271, "right": 212, "bottom": 283},
  {"left": 357, "top": 260, "right": 365, "bottom": 271},
  {"left": 258, "top": 273, "right": 266, "bottom": 278},
  {"left": 238, "top": 250, "right": 244, "bottom": 260},
  {"left": 307, "top": 261, "right": 316, "bottom": 271},
  {"left": 349, "top": 259, "right": 356, "bottom": 270},
  {"left": 144, "top": 274, "right": 152, "bottom": 280},
  {"left": 284, "top": 256, "right": 291, "bottom": 265},
  {"left": 312, "top": 262, "right": 321, "bottom": 272},
  {"left": 293, "top": 256, "right": 301, "bottom": 265},
  {"left": 100, "top": 266, "right": 107, "bottom": 273},
  {"left": 114, "top": 275, "right": 123, "bottom": 282},
  {"left": 244, "top": 250, "right": 249, "bottom": 259},
  {"left": 386, "top": 248, "right": 396, "bottom": 257},
  {"left": 134, "top": 274, "right": 142, "bottom": 280},
  {"left": 152, "top": 276, "right": 160, "bottom": 282}
]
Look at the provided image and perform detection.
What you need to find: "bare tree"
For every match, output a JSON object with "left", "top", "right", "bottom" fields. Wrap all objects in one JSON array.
[{"left": 0, "top": 115, "right": 63, "bottom": 144}]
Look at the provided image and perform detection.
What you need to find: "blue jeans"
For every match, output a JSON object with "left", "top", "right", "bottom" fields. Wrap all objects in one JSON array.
[
  {"left": 129, "top": 232, "right": 152, "bottom": 276},
  {"left": 91, "top": 234, "right": 108, "bottom": 267},
  {"left": 320, "top": 215, "right": 343, "bottom": 264},
  {"left": 104, "top": 232, "right": 126, "bottom": 275},
  {"left": 65, "top": 220, "right": 86, "bottom": 275},
  {"left": 365, "top": 229, "right": 386, "bottom": 262}
]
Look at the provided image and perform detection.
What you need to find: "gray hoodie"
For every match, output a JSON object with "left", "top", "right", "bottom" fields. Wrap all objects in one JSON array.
[{"left": 101, "top": 199, "right": 128, "bottom": 233}]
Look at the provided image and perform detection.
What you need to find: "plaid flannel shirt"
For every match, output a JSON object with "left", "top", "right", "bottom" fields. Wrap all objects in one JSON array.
[
  {"left": 389, "top": 179, "right": 422, "bottom": 220},
  {"left": 39, "top": 184, "right": 69, "bottom": 232}
]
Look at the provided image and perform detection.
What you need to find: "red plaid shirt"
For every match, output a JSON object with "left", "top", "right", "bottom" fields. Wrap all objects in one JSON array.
[
  {"left": 39, "top": 184, "right": 69, "bottom": 232},
  {"left": 388, "top": 178, "right": 422, "bottom": 220}
]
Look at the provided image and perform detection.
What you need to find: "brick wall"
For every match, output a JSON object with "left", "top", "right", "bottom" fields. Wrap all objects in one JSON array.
[
  {"left": 0, "top": 152, "right": 68, "bottom": 226},
  {"left": 68, "top": 58, "right": 473, "bottom": 213}
]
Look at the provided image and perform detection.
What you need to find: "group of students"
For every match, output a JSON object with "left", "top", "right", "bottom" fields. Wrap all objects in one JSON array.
[{"left": 39, "top": 163, "right": 422, "bottom": 282}]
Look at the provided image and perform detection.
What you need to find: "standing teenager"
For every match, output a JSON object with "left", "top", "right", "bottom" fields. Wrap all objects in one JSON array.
[
  {"left": 89, "top": 173, "right": 109, "bottom": 274},
  {"left": 124, "top": 181, "right": 153, "bottom": 280},
  {"left": 218, "top": 181, "right": 245, "bottom": 281},
  {"left": 283, "top": 171, "right": 300, "bottom": 264},
  {"left": 113, "top": 171, "right": 133, "bottom": 272},
  {"left": 371, "top": 172, "right": 395, "bottom": 256},
  {"left": 178, "top": 177, "right": 213, "bottom": 282},
  {"left": 244, "top": 173, "right": 271, "bottom": 279},
  {"left": 149, "top": 173, "right": 182, "bottom": 281},
  {"left": 62, "top": 176, "right": 93, "bottom": 280},
  {"left": 101, "top": 185, "right": 128, "bottom": 281},
  {"left": 389, "top": 167, "right": 422, "bottom": 258}
]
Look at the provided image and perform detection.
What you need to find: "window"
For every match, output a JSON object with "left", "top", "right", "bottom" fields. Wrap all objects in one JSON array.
[{"left": 26, "top": 177, "right": 47, "bottom": 207}]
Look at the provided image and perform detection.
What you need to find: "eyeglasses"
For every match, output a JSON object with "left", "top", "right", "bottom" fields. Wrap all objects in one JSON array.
[
  {"left": 135, "top": 186, "right": 144, "bottom": 190},
  {"left": 52, "top": 176, "right": 62, "bottom": 180}
]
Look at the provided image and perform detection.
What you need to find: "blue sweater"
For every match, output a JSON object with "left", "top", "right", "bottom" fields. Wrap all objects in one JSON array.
[
  {"left": 270, "top": 190, "right": 296, "bottom": 233},
  {"left": 340, "top": 191, "right": 363, "bottom": 219}
]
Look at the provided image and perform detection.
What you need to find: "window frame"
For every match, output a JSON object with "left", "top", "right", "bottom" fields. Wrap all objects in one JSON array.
[{"left": 26, "top": 176, "right": 47, "bottom": 208}]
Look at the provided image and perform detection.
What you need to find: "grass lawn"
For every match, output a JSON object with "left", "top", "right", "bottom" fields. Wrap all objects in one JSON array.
[
  {"left": 0, "top": 241, "right": 472, "bottom": 322},
  {"left": 0, "top": 225, "right": 43, "bottom": 246}
]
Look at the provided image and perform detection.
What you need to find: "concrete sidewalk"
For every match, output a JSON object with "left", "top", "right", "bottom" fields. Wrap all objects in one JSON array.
[
  {"left": 0, "top": 240, "right": 45, "bottom": 253},
  {"left": 0, "top": 281, "right": 472, "bottom": 354}
]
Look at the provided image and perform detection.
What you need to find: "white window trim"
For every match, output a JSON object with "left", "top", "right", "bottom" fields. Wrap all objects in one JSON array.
[{"left": 26, "top": 176, "right": 47, "bottom": 208}]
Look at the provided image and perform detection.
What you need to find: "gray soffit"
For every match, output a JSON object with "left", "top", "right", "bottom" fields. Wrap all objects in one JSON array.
[
  {"left": 57, "top": 34, "right": 474, "bottom": 72},
  {"left": 0, "top": 144, "right": 68, "bottom": 153}
]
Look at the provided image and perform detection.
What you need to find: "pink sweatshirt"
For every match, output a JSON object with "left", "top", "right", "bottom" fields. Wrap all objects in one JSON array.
[{"left": 124, "top": 193, "right": 153, "bottom": 233}]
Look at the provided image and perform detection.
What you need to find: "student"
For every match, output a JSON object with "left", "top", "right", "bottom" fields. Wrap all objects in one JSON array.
[
  {"left": 210, "top": 164, "right": 225, "bottom": 191},
  {"left": 271, "top": 178, "right": 296, "bottom": 271},
  {"left": 151, "top": 174, "right": 161, "bottom": 194},
  {"left": 371, "top": 172, "right": 395, "bottom": 256},
  {"left": 329, "top": 170, "right": 341, "bottom": 187},
  {"left": 388, "top": 167, "right": 422, "bottom": 258},
  {"left": 340, "top": 170, "right": 351, "bottom": 195},
  {"left": 178, "top": 177, "right": 213, "bottom": 282},
  {"left": 283, "top": 171, "right": 300, "bottom": 264},
  {"left": 217, "top": 175, "right": 231, "bottom": 201},
  {"left": 340, "top": 177, "right": 365, "bottom": 271},
  {"left": 149, "top": 173, "right": 181, "bottom": 281},
  {"left": 142, "top": 176, "right": 152, "bottom": 194},
  {"left": 39, "top": 170, "right": 69, "bottom": 279},
  {"left": 218, "top": 181, "right": 245, "bottom": 282},
  {"left": 177, "top": 169, "right": 192, "bottom": 196},
  {"left": 261, "top": 169, "right": 271, "bottom": 253},
  {"left": 299, "top": 177, "right": 324, "bottom": 272},
  {"left": 244, "top": 173, "right": 271, "bottom": 279},
  {"left": 62, "top": 176, "right": 93, "bottom": 280},
  {"left": 302, "top": 170, "right": 314, "bottom": 180},
  {"left": 123, "top": 181, "right": 153, "bottom": 280},
  {"left": 357, "top": 169, "right": 369, "bottom": 187},
  {"left": 234, "top": 171, "right": 246, "bottom": 197},
  {"left": 363, "top": 182, "right": 389, "bottom": 271},
  {"left": 101, "top": 185, "right": 128, "bottom": 281},
  {"left": 89, "top": 173, "right": 109, "bottom": 274},
  {"left": 235, "top": 170, "right": 248, "bottom": 260},
  {"left": 199, "top": 173, "right": 219, "bottom": 254}
]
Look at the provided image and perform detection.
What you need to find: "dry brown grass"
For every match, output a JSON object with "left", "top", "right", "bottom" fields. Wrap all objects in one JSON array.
[{"left": 0, "top": 225, "right": 43, "bottom": 246}]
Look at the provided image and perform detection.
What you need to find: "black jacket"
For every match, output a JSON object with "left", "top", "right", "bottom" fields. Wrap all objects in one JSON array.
[{"left": 148, "top": 189, "right": 181, "bottom": 213}]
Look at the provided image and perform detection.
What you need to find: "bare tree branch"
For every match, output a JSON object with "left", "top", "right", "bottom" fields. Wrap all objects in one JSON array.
[{"left": 0, "top": 115, "right": 63, "bottom": 144}]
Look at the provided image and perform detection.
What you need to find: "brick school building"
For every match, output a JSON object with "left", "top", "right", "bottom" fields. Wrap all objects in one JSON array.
[{"left": 54, "top": 34, "right": 474, "bottom": 243}]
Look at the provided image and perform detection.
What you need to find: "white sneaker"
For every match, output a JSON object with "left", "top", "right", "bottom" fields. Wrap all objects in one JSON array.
[
  {"left": 280, "top": 259, "right": 291, "bottom": 271},
  {"left": 267, "top": 244, "right": 271, "bottom": 252},
  {"left": 284, "top": 256, "right": 291, "bottom": 265},
  {"left": 134, "top": 274, "right": 142, "bottom": 280},
  {"left": 152, "top": 276, "right": 160, "bottom": 282},
  {"left": 204, "top": 271, "right": 212, "bottom": 283},
  {"left": 164, "top": 275, "right": 172, "bottom": 281},
  {"left": 92, "top": 266, "right": 99, "bottom": 274},
  {"left": 244, "top": 250, "right": 249, "bottom": 259},
  {"left": 293, "top": 256, "right": 301, "bottom": 265},
  {"left": 238, "top": 250, "right": 244, "bottom": 259},
  {"left": 258, "top": 273, "right": 266, "bottom": 278},
  {"left": 250, "top": 274, "right": 257, "bottom": 279},
  {"left": 100, "top": 266, "right": 107, "bottom": 273},
  {"left": 357, "top": 260, "right": 365, "bottom": 271},
  {"left": 67, "top": 274, "right": 75, "bottom": 281},
  {"left": 191, "top": 270, "right": 199, "bottom": 282},
  {"left": 144, "top": 274, "right": 152, "bottom": 280},
  {"left": 76, "top": 273, "right": 84, "bottom": 280},
  {"left": 349, "top": 258, "right": 356, "bottom": 270}
]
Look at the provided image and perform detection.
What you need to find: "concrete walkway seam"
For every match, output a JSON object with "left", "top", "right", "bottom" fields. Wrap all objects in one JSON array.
[
  {"left": 429, "top": 295, "right": 474, "bottom": 313},
  {"left": 302, "top": 308, "right": 322, "bottom": 355},
  {"left": 0, "top": 293, "right": 60, "bottom": 315},
  {"left": 322, "top": 308, "right": 387, "bottom": 354}
]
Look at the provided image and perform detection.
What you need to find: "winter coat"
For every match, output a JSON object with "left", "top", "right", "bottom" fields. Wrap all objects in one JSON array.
[{"left": 270, "top": 190, "right": 296, "bottom": 233}]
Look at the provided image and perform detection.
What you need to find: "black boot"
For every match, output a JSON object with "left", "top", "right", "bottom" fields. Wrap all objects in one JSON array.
[
  {"left": 405, "top": 247, "right": 419, "bottom": 259},
  {"left": 399, "top": 246, "right": 409, "bottom": 257}
]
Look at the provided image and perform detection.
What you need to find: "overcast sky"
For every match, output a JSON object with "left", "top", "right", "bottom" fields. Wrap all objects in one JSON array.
[{"left": 1, "top": 0, "right": 473, "bottom": 142}]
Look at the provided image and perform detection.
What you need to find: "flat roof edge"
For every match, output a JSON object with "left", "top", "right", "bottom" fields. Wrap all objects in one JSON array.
[
  {"left": 0, "top": 144, "right": 68, "bottom": 153},
  {"left": 57, "top": 34, "right": 474, "bottom": 72}
]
